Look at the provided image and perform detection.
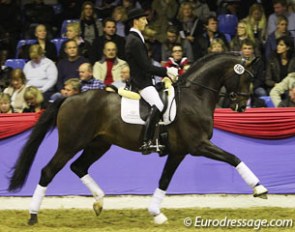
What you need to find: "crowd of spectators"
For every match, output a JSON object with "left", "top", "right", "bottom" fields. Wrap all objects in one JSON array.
[{"left": 0, "top": 0, "right": 295, "bottom": 114}]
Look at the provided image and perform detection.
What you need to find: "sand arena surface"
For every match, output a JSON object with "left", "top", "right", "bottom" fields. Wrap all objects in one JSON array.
[{"left": 0, "top": 194, "right": 294, "bottom": 210}]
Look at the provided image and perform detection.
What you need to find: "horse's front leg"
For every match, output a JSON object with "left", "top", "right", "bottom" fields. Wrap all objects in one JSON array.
[
  {"left": 149, "top": 154, "right": 185, "bottom": 224},
  {"left": 192, "top": 140, "right": 268, "bottom": 198}
]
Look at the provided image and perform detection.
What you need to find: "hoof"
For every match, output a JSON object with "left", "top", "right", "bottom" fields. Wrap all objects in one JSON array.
[
  {"left": 93, "top": 198, "right": 103, "bottom": 216},
  {"left": 28, "top": 214, "right": 38, "bottom": 225},
  {"left": 253, "top": 185, "right": 268, "bottom": 199},
  {"left": 153, "top": 213, "right": 168, "bottom": 225}
]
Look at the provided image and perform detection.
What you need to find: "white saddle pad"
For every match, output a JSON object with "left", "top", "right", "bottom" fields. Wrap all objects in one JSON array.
[{"left": 121, "top": 87, "right": 177, "bottom": 125}]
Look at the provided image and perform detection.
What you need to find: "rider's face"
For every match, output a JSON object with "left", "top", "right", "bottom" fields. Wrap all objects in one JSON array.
[{"left": 134, "top": 16, "right": 148, "bottom": 32}]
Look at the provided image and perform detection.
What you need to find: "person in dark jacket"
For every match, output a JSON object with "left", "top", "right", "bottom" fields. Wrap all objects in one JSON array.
[{"left": 125, "top": 8, "right": 178, "bottom": 155}]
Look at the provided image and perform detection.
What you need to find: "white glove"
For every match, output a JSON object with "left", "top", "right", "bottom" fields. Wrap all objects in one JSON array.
[{"left": 166, "top": 67, "right": 178, "bottom": 80}]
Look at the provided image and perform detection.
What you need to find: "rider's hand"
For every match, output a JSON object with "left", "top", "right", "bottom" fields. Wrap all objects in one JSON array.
[{"left": 166, "top": 67, "right": 178, "bottom": 80}]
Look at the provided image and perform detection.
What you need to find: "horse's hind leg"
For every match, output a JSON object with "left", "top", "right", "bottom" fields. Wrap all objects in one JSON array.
[
  {"left": 70, "top": 137, "right": 111, "bottom": 216},
  {"left": 149, "top": 153, "right": 185, "bottom": 224},
  {"left": 29, "top": 148, "right": 79, "bottom": 225},
  {"left": 193, "top": 140, "right": 268, "bottom": 198}
]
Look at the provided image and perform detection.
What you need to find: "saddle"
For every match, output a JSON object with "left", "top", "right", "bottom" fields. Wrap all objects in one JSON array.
[{"left": 119, "top": 77, "right": 177, "bottom": 125}]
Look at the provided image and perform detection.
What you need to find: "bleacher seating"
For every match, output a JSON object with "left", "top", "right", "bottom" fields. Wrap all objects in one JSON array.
[
  {"left": 218, "top": 14, "right": 238, "bottom": 38},
  {"left": 15, "top": 39, "right": 37, "bottom": 58},
  {"left": 51, "top": 38, "right": 68, "bottom": 53},
  {"left": 4, "top": 59, "right": 27, "bottom": 69}
]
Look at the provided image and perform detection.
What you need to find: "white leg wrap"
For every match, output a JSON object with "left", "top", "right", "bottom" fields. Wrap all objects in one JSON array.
[
  {"left": 236, "top": 162, "right": 259, "bottom": 188},
  {"left": 81, "top": 174, "right": 104, "bottom": 200},
  {"left": 148, "top": 188, "right": 166, "bottom": 216},
  {"left": 29, "top": 184, "right": 47, "bottom": 214}
]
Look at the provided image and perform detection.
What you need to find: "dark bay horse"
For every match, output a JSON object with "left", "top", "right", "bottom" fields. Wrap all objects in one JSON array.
[{"left": 8, "top": 53, "right": 268, "bottom": 225}]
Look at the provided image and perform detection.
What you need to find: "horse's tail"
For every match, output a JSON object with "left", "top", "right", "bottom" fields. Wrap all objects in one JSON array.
[{"left": 8, "top": 98, "right": 66, "bottom": 192}]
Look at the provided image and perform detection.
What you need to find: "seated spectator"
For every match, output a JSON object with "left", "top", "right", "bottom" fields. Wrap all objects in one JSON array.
[
  {"left": 185, "top": 0, "right": 211, "bottom": 22},
  {"left": 149, "top": 0, "right": 178, "bottom": 43},
  {"left": 143, "top": 26, "right": 162, "bottom": 62},
  {"left": 56, "top": 39, "right": 88, "bottom": 92},
  {"left": 230, "top": 19, "right": 262, "bottom": 57},
  {"left": 23, "top": 44, "right": 58, "bottom": 101},
  {"left": 243, "top": 3, "right": 267, "bottom": 43},
  {"left": 240, "top": 39, "right": 266, "bottom": 98},
  {"left": 90, "top": 18, "right": 126, "bottom": 64},
  {"left": 59, "top": 22, "right": 92, "bottom": 60},
  {"left": 93, "top": 41, "right": 127, "bottom": 85},
  {"left": 19, "top": 24, "right": 57, "bottom": 62},
  {"left": 267, "top": 0, "right": 295, "bottom": 38},
  {"left": 50, "top": 78, "right": 81, "bottom": 101},
  {"left": 264, "top": 15, "right": 292, "bottom": 59},
  {"left": 79, "top": 63, "right": 105, "bottom": 92},
  {"left": 3, "top": 68, "right": 27, "bottom": 113},
  {"left": 265, "top": 36, "right": 295, "bottom": 94},
  {"left": 111, "top": 63, "right": 131, "bottom": 89},
  {"left": 278, "top": 82, "right": 295, "bottom": 107},
  {"left": 0, "top": 92, "right": 13, "bottom": 113},
  {"left": 163, "top": 43, "right": 190, "bottom": 76},
  {"left": 208, "top": 38, "right": 228, "bottom": 53},
  {"left": 22, "top": 86, "right": 45, "bottom": 113},
  {"left": 161, "top": 25, "right": 194, "bottom": 64},
  {"left": 270, "top": 72, "right": 295, "bottom": 106},
  {"left": 172, "top": 1, "right": 204, "bottom": 45},
  {"left": 112, "top": 6, "right": 128, "bottom": 37},
  {"left": 193, "top": 15, "right": 229, "bottom": 60},
  {"left": 80, "top": 1, "right": 103, "bottom": 45}
]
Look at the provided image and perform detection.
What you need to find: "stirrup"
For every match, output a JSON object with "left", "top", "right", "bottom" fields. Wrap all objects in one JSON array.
[{"left": 139, "top": 140, "right": 165, "bottom": 155}]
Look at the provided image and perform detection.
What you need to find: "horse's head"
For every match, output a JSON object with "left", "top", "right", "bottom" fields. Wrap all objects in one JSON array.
[{"left": 223, "top": 58, "right": 254, "bottom": 112}]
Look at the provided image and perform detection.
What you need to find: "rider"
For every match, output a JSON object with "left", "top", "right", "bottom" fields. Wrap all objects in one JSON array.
[{"left": 125, "top": 8, "right": 178, "bottom": 155}]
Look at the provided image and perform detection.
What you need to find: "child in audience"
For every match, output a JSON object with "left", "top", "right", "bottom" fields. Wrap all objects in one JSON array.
[
  {"left": 22, "top": 86, "right": 45, "bottom": 113},
  {"left": 0, "top": 93, "right": 13, "bottom": 113}
]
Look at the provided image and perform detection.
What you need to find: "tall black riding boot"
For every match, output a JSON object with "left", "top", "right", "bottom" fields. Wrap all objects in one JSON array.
[{"left": 140, "top": 105, "right": 161, "bottom": 155}]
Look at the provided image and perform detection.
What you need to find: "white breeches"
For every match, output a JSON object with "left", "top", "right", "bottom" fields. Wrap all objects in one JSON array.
[{"left": 140, "top": 86, "right": 164, "bottom": 111}]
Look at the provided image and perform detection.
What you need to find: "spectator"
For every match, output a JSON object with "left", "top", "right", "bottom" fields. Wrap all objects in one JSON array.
[
  {"left": 161, "top": 25, "right": 194, "bottom": 63},
  {"left": 3, "top": 68, "right": 27, "bottom": 113},
  {"left": 243, "top": 3, "right": 267, "bottom": 43},
  {"left": 267, "top": 0, "right": 295, "bottom": 37},
  {"left": 93, "top": 41, "right": 127, "bottom": 85},
  {"left": 173, "top": 1, "right": 204, "bottom": 45},
  {"left": 265, "top": 36, "right": 295, "bottom": 94},
  {"left": 59, "top": 22, "right": 92, "bottom": 60},
  {"left": 143, "top": 26, "right": 162, "bottom": 62},
  {"left": 19, "top": 24, "right": 57, "bottom": 62},
  {"left": 90, "top": 18, "right": 126, "bottom": 64},
  {"left": 230, "top": 19, "right": 262, "bottom": 57},
  {"left": 208, "top": 38, "right": 228, "bottom": 53},
  {"left": 50, "top": 78, "right": 81, "bottom": 101},
  {"left": 79, "top": 63, "right": 105, "bottom": 92},
  {"left": 56, "top": 39, "right": 88, "bottom": 92},
  {"left": 270, "top": 72, "right": 295, "bottom": 106},
  {"left": 183, "top": 0, "right": 211, "bottom": 22},
  {"left": 23, "top": 44, "right": 58, "bottom": 101},
  {"left": 149, "top": 0, "right": 178, "bottom": 43},
  {"left": 0, "top": 92, "right": 13, "bottom": 113},
  {"left": 240, "top": 39, "right": 267, "bottom": 98},
  {"left": 163, "top": 43, "right": 190, "bottom": 76},
  {"left": 193, "top": 15, "right": 229, "bottom": 60},
  {"left": 111, "top": 63, "right": 131, "bottom": 89},
  {"left": 22, "top": 86, "right": 45, "bottom": 113},
  {"left": 264, "top": 15, "right": 292, "bottom": 59},
  {"left": 80, "top": 1, "right": 103, "bottom": 45},
  {"left": 112, "top": 6, "right": 128, "bottom": 37}
]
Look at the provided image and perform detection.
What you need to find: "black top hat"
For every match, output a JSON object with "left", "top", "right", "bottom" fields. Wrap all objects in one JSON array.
[{"left": 127, "top": 8, "right": 148, "bottom": 22}]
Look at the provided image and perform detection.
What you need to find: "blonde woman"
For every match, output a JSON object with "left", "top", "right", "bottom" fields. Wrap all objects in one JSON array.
[
  {"left": 23, "top": 86, "right": 45, "bottom": 113},
  {"left": 230, "top": 19, "right": 262, "bottom": 57},
  {"left": 112, "top": 6, "right": 128, "bottom": 37},
  {"left": 23, "top": 44, "right": 58, "bottom": 101},
  {"left": 59, "top": 22, "right": 91, "bottom": 59},
  {"left": 4, "top": 68, "right": 27, "bottom": 113},
  {"left": 80, "top": 1, "right": 103, "bottom": 45},
  {"left": 243, "top": 3, "right": 267, "bottom": 43},
  {"left": 208, "top": 38, "right": 228, "bottom": 53}
]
